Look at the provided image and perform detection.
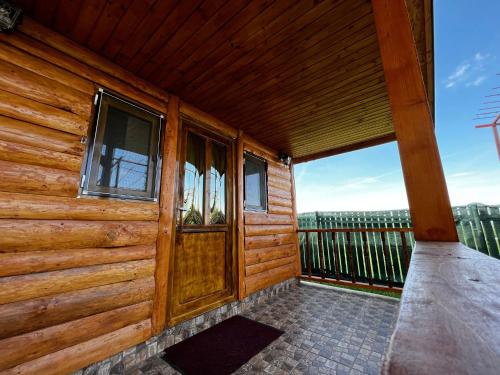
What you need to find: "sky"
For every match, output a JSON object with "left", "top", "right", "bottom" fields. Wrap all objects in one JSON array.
[{"left": 294, "top": 0, "right": 500, "bottom": 213}]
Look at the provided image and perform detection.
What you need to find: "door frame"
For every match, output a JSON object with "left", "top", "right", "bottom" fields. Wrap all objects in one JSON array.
[{"left": 166, "top": 115, "right": 237, "bottom": 326}]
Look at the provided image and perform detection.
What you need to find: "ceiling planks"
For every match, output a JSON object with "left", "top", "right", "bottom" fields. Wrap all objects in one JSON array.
[{"left": 16, "top": 0, "right": 432, "bottom": 161}]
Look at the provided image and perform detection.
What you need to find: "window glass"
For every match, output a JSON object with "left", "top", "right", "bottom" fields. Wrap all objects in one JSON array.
[
  {"left": 84, "top": 92, "right": 161, "bottom": 201},
  {"left": 244, "top": 153, "right": 267, "bottom": 211},
  {"left": 183, "top": 132, "right": 205, "bottom": 224},
  {"left": 97, "top": 107, "right": 151, "bottom": 191},
  {"left": 209, "top": 142, "right": 226, "bottom": 224}
]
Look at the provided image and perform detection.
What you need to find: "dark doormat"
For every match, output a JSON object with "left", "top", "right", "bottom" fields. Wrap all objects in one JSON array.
[{"left": 162, "top": 315, "right": 283, "bottom": 375}]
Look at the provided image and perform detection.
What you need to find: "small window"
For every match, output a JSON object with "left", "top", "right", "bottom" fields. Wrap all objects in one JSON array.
[
  {"left": 244, "top": 152, "right": 267, "bottom": 211},
  {"left": 82, "top": 90, "right": 162, "bottom": 201}
]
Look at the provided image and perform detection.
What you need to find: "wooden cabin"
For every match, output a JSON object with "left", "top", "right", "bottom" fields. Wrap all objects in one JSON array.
[{"left": 0, "top": 0, "right": 498, "bottom": 374}]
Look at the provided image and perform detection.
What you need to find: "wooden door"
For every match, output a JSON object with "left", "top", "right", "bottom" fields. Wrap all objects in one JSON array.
[{"left": 168, "top": 122, "right": 235, "bottom": 325}]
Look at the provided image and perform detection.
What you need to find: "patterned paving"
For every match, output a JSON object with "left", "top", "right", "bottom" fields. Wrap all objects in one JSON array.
[{"left": 130, "top": 283, "right": 399, "bottom": 374}]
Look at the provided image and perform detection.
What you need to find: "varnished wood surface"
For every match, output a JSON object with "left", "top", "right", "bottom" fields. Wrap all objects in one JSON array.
[
  {"left": 0, "top": 20, "right": 166, "bottom": 374},
  {"left": 0, "top": 278, "right": 154, "bottom": 339},
  {"left": 0, "top": 192, "right": 159, "bottom": 221},
  {"left": 13, "top": 2, "right": 433, "bottom": 160},
  {"left": 175, "top": 232, "right": 227, "bottom": 305},
  {"left": 383, "top": 242, "right": 500, "bottom": 374},
  {"left": 152, "top": 96, "right": 179, "bottom": 334},
  {"left": 0, "top": 115, "right": 84, "bottom": 156},
  {"left": 0, "top": 220, "right": 157, "bottom": 252},
  {"left": 289, "top": 162, "right": 302, "bottom": 276},
  {"left": 0, "top": 160, "right": 79, "bottom": 197},
  {"left": 236, "top": 130, "right": 246, "bottom": 299},
  {"left": 372, "top": 0, "right": 457, "bottom": 241},
  {"left": 0, "top": 2, "right": 440, "bottom": 372},
  {"left": 168, "top": 123, "right": 236, "bottom": 325},
  {"left": 2, "top": 320, "right": 152, "bottom": 375},
  {"left": 0, "top": 302, "right": 151, "bottom": 370},
  {"left": 241, "top": 136, "right": 299, "bottom": 295},
  {"left": 0, "top": 259, "right": 154, "bottom": 305},
  {"left": 0, "top": 245, "right": 155, "bottom": 277}
]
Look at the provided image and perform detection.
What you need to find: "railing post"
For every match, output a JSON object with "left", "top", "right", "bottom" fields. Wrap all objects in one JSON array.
[
  {"left": 332, "top": 231, "right": 340, "bottom": 281},
  {"left": 346, "top": 232, "right": 356, "bottom": 283},
  {"left": 318, "top": 231, "right": 325, "bottom": 278},
  {"left": 400, "top": 231, "right": 410, "bottom": 277},
  {"left": 381, "top": 231, "right": 393, "bottom": 288},
  {"left": 361, "top": 231, "right": 373, "bottom": 285},
  {"left": 306, "top": 232, "right": 312, "bottom": 277}
]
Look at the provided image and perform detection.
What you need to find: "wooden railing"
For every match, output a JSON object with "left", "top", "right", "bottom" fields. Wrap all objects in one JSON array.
[{"left": 298, "top": 228, "right": 414, "bottom": 292}]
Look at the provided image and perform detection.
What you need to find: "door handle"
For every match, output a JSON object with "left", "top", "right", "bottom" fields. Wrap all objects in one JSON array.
[{"left": 177, "top": 207, "right": 188, "bottom": 212}]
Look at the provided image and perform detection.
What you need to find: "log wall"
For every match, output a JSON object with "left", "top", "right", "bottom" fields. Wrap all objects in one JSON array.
[
  {"left": 0, "top": 26, "right": 165, "bottom": 374},
  {"left": 240, "top": 136, "right": 300, "bottom": 296},
  {"left": 0, "top": 20, "right": 300, "bottom": 373}
]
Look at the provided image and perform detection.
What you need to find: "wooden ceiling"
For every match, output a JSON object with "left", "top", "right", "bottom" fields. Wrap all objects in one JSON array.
[{"left": 15, "top": 0, "right": 432, "bottom": 161}]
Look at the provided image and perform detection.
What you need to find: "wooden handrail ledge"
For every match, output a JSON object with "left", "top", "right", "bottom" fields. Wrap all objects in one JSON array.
[
  {"left": 383, "top": 241, "right": 500, "bottom": 374},
  {"left": 299, "top": 228, "right": 412, "bottom": 233}
]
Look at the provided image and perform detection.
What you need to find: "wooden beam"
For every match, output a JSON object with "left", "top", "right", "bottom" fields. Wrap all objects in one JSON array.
[
  {"left": 0, "top": 245, "right": 155, "bottom": 277},
  {"left": 236, "top": 130, "right": 246, "bottom": 299},
  {"left": 0, "top": 302, "right": 151, "bottom": 370},
  {"left": 179, "top": 101, "right": 238, "bottom": 139},
  {"left": 0, "top": 192, "right": 159, "bottom": 221},
  {"left": 289, "top": 162, "right": 302, "bottom": 276},
  {"left": 372, "top": 0, "right": 457, "bottom": 241},
  {"left": 0, "top": 220, "right": 157, "bottom": 252},
  {"left": 294, "top": 133, "right": 396, "bottom": 163},
  {"left": 0, "top": 278, "right": 154, "bottom": 339},
  {"left": 152, "top": 96, "right": 179, "bottom": 334},
  {"left": 0, "top": 260, "right": 154, "bottom": 305},
  {"left": 3, "top": 320, "right": 151, "bottom": 375}
]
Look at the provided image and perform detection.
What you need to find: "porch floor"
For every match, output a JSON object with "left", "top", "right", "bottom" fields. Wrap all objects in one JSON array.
[{"left": 131, "top": 284, "right": 399, "bottom": 375}]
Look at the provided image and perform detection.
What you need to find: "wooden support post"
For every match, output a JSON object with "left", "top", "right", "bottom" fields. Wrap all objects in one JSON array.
[
  {"left": 372, "top": 0, "right": 458, "bottom": 241},
  {"left": 236, "top": 130, "right": 246, "bottom": 300},
  {"left": 290, "top": 162, "right": 302, "bottom": 277},
  {"left": 152, "top": 95, "right": 179, "bottom": 334}
]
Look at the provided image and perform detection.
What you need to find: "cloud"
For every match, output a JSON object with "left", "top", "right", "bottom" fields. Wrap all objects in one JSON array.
[
  {"left": 295, "top": 166, "right": 409, "bottom": 212},
  {"left": 444, "top": 52, "right": 492, "bottom": 89},
  {"left": 295, "top": 167, "right": 500, "bottom": 213},
  {"left": 449, "top": 171, "right": 475, "bottom": 178},
  {"left": 445, "top": 63, "right": 470, "bottom": 88},
  {"left": 445, "top": 170, "right": 500, "bottom": 206},
  {"left": 468, "top": 76, "right": 486, "bottom": 87},
  {"left": 449, "top": 63, "right": 470, "bottom": 80},
  {"left": 474, "top": 52, "right": 488, "bottom": 61}
]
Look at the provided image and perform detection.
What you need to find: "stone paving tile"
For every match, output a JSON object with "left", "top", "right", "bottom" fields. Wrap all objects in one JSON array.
[{"left": 135, "top": 284, "right": 399, "bottom": 374}]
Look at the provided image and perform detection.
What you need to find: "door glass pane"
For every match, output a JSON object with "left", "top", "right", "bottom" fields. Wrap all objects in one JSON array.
[
  {"left": 183, "top": 132, "right": 205, "bottom": 224},
  {"left": 97, "top": 107, "right": 152, "bottom": 192},
  {"left": 209, "top": 142, "right": 226, "bottom": 224}
]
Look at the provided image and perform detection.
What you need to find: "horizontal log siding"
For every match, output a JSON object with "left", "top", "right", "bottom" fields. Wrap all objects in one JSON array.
[
  {"left": 243, "top": 139, "right": 299, "bottom": 295},
  {"left": 0, "top": 25, "right": 167, "bottom": 374}
]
